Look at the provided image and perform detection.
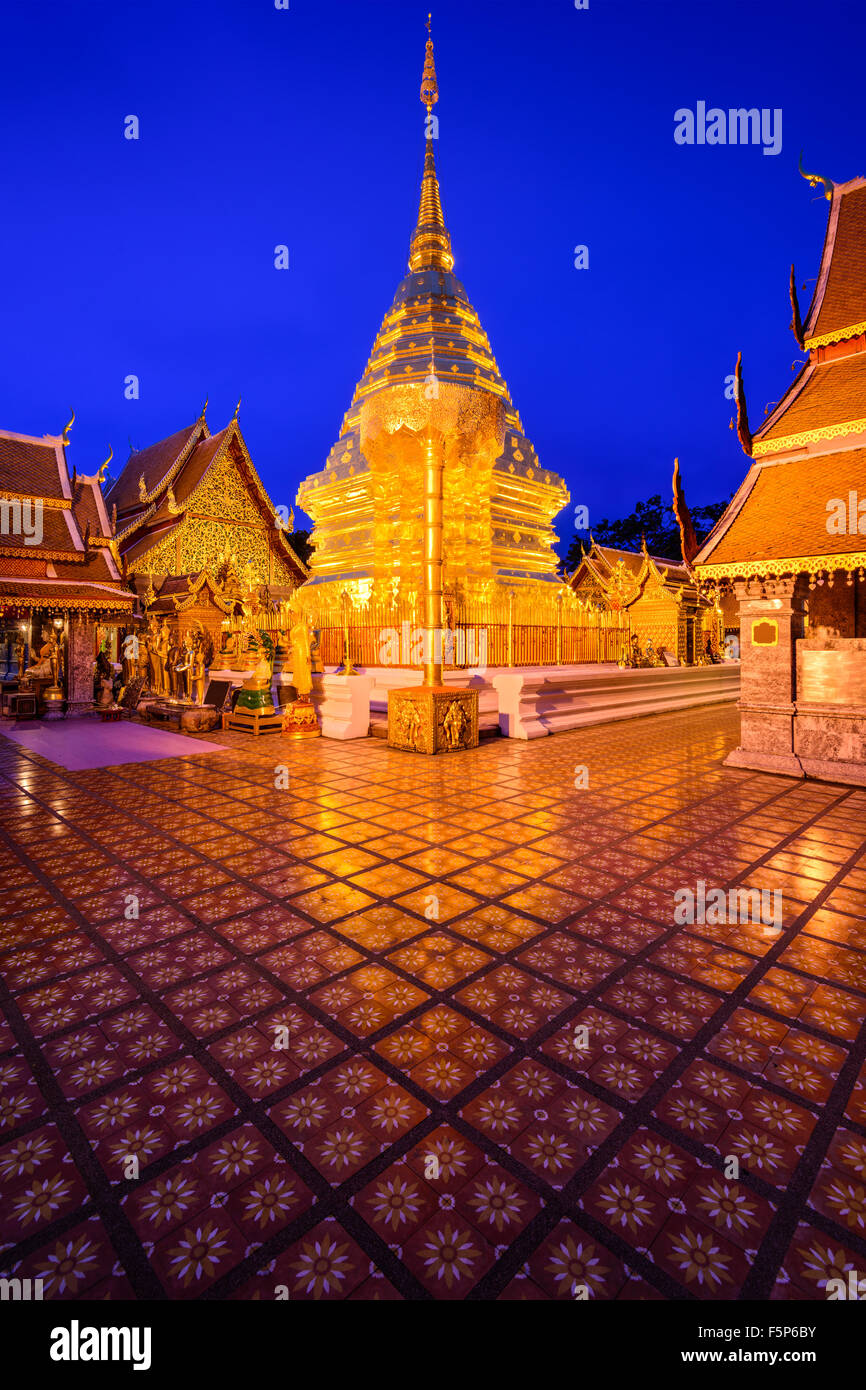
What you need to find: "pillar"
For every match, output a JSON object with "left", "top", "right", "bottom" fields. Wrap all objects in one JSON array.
[{"left": 724, "top": 576, "right": 805, "bottom": 776}]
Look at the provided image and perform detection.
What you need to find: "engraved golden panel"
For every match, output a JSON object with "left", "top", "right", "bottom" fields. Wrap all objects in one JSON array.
[
  {"left": 799, "top": 647, "right": 866, "bottom": 705},
  {"left": 387, "top": 685, "right": 479, "bottom": 755}
]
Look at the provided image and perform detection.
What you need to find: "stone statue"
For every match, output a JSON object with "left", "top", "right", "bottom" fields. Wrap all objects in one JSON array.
[
  {"left": 94, "top": 649, "right": 114, "bottom": 707},
  {"left": 120, "top": 630, "right": 138, "bottom": 686}
]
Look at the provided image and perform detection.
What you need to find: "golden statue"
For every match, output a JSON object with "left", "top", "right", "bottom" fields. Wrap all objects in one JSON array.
[
  {"left": 192, "top": 635, "right": 207, "bottom": 704},
  {"left": 396, "top": 699, "right": 422, "bottom": 750},
  {"left": 442, "top": 698, "right": 467, "bottom": 749},
  {"left": 25, "top": 628, "right": 59, "bottom": 683},
  {"left": 174, "top": 631, "right": 193, "bottom": 700},
  {"left": 137, "top": 631, "right": 151, "bottom": 686},
  {"left": 15, "top": 633, "right": 25, "bottom": 680},
  {"left": 290, "top": 617, "right": 313, "bottom": 697},
  {"left": 156, "top": 620, "right": 171, "bottom": 692},
  {"left": 147, "top": 617, "right": 164, "bottom": 694}
]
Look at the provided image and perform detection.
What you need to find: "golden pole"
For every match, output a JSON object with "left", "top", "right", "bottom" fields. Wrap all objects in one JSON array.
[
  {"left": 507, "top": 588, "right": 514, "bottom": 667},
  {"left": 556, "top": 589, "right": 563, "bottom": 666},
  {"left": 423, "top": 432, "right": 443, "bottom": 686},
  {"left": 338, "top": 588, "right": 356, "bottom": 674}
]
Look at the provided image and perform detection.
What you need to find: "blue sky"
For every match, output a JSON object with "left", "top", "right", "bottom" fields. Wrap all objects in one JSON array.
[{"left": 1, "top": 0, "right": 863, "bottom": 555}]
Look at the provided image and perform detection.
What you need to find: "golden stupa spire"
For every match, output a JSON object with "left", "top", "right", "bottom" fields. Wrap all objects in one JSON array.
[
  {"left": 409, "top": 15, "right": 454, "bottom": 273},
  {"left": 420, "top": 13, "right": 438, "bottom": 109}
]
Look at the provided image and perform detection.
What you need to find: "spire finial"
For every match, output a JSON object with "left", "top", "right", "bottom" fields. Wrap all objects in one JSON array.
[
  {"left": 420, "top": 14, "right": 438, "bottom": 111},
  {"left": 233, "top": 396, "right": 241, "bottom": 420},
  {"left": 410, "top": 16, "right": 453, "bottom": 273}
]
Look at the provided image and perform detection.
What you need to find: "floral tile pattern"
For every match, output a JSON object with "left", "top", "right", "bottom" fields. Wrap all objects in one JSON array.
[{"left": 0, "top": 704, "right": 865, "bottom": 1300}]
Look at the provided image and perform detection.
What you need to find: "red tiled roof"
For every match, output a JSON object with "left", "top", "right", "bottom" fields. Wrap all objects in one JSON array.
[
  {"left": 0, "top": 578, "right": 133, "bottom": 607},
  {"left": 756, "top": 352, "right": 866, "bottom": 444},
  {"left": 0, "top": 507, "right": 82, "bottom": 557},
  {"left": 72, "top": 480, "right": 106, "bottom": 538},
  {"left": 806, "top": 180, "right": 866, "bottom": 344},
  {"left": 53, "top": 552, "right": 119, "bottom": 584},
  {"left": 0, "top": 433, "right": 67, "bottom": 500},
  {"left": 106, "top": 422, "right": 204, "bottom": 515},
  {"left": 696, "top": 448, "right": 866, "bottom": 568}
]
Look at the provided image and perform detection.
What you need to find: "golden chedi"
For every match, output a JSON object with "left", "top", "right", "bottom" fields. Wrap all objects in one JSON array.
[{"left": 297, "top": 20, "right": 569, "bottom": 616}]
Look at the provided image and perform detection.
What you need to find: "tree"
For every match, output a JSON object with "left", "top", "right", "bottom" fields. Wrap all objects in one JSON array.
[
  {"left": 565, "top": 493, "right": 729, "bottom": 573},
  {"left": 289, "top": 529, "right": 314, "bottom": 565}
]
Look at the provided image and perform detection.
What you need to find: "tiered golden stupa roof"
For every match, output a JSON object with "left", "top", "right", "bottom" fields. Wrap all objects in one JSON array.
[
  {"left": 297, "top": 20, "right": 568, "bottom": 601},
  {"left": 696, "top": 167, "right": 866, "bottom": 583}
]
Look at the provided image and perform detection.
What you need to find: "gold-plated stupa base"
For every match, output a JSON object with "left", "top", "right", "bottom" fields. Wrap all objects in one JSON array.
[
  {"left": 282, "top": 696, "right": 321, "bottom": 739},
  {"left": 387, "top": 686, "right": 479, "bottom": 755}
]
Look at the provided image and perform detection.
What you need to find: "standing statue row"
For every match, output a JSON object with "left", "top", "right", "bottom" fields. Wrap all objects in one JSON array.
[{"left": 124, "top": 618, "right": 209, "bottom": 703}]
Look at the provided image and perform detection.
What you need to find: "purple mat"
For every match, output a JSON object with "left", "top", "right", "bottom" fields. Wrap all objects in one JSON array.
[{"left": 0, "top": 719, "right": 229, "bottom": 769}]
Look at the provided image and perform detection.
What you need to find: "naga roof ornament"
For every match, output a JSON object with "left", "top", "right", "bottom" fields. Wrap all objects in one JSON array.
[{"left": 798, "top": 151, "right": 834, "bottom": 202}]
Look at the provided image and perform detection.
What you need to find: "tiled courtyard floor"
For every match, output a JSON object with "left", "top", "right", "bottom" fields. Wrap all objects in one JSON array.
[{"left": 1, "top": 704, "right": 865, "bottom": 1301}]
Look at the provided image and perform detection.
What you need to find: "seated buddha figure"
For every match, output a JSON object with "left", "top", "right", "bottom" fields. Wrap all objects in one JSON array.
[{"left": 25, "top": 628, "right": 59, "bottom": 683}]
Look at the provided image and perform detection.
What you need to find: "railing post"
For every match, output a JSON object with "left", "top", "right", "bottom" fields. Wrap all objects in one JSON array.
[{"left": 556, "top": 589, "right": 563, "bottom": 666}]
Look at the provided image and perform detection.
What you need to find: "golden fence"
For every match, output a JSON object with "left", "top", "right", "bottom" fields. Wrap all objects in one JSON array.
[{"left": 242, "top": 590, "right": 630, "bottom": 669}]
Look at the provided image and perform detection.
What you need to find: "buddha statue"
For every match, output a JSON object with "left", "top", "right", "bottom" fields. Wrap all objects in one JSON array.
[
  {"left": 290, "top": 617, "right": 313, "bottom": 697},
  {"left": 25, "top": 627, "right": 59, "bottom": 683},
  {"left": 192, "top": 634, "right": 207, "bottom": 704}
]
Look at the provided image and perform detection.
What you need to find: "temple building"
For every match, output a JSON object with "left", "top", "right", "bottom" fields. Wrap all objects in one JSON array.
[
  {"left": 569, "top": 538, "right": 723, "bottom": 663},
  {"left": 0, "top": 421, "right": 134, "bottom": 709},
  {"left": 107, "top": 407, "right": 308, "bottom": 622},
  {"left": 296, "top": 24, "right": 569, "bottom": 617},
  {"left": 695, "top": 166, "right": 866, "bottom": 783}
]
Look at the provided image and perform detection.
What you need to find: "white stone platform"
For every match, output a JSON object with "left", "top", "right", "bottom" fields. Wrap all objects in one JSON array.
[
  {"left": 492, "top": 662, "right": 741, "bottom": 739},
  {"left": 316, "top": 663, "right": 740, "bottom": 741}
]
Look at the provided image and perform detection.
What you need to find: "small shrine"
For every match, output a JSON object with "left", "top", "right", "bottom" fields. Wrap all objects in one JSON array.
[
  {"left": 569, "top": 539, "right": 722, "bottom": 664},
  {"left": 0, "top": 419, "right": 134, "bottom": 716}
]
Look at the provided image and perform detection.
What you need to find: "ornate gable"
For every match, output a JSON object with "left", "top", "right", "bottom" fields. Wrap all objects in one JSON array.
[{"left": 118, "top": 414, "right": 307, "bottom": 586}]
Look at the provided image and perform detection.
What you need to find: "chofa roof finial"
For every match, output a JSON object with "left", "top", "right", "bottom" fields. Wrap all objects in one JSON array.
[
  {"left": 798, "top": 151, "right": 833, "bottom": 202},
  {"left": 96, "top": 445, "right": 113, "bottom": 486}
]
